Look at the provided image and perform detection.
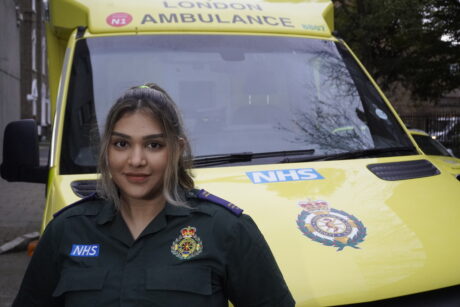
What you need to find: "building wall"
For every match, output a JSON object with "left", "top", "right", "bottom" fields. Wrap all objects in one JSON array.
[
  {"left": 0, "top": 0, "right": 21, "bottom": 160},
  {"left": 19, "top": 0, "right": 49, "bottom": 139}
]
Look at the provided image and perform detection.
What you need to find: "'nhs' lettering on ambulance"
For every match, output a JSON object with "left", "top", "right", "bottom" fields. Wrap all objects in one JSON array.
[
  {"left": 246, "top": 168, "right": 324, "bottom": 184},
  {"left": 70, "top": 244, "right": 100, "bottom": 257}
]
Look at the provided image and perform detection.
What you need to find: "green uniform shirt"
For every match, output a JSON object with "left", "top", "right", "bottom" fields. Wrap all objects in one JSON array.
[{"left": 13, "top": 190, "right": 294, "bottom": 307}]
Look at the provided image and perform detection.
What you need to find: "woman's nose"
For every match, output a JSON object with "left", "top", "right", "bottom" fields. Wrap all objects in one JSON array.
[{"left": 128, "top": 146, "right": 146, "bottom": 167}]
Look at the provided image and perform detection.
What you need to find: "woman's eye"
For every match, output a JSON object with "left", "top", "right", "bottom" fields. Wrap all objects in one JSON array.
[
  {"left": 114, "top": 140, "right": 128, "bottom": 148},
  {"left": 147, "top": 142, "right": 161, "bottom": 149}
]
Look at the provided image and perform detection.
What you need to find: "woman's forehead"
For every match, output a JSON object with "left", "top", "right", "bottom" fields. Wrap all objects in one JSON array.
[{"left": 112, "top": 111, "right": 164, "bottom": 136}]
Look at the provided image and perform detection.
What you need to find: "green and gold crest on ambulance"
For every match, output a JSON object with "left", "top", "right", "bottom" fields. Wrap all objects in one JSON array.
[
  {"left": 296, "top": 200, "right": 366, "bottom": 251},
  {"left": 171, "top": 226, "right": 203, "bottom": 259}
]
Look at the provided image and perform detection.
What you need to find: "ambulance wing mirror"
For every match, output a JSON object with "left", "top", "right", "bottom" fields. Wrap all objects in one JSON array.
[{"left": 1, "top": 119, "right": 48, "bottom": 183}]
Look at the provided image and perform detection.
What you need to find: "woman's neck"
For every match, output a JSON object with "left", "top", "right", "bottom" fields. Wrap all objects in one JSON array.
[{"left": 120, "top": 195, "right": 166, "bottom": 240}]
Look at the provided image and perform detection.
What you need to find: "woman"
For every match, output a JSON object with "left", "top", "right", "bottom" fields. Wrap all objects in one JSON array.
[{"left": 13, "top": 83, "right": 295, "bottom": 306}]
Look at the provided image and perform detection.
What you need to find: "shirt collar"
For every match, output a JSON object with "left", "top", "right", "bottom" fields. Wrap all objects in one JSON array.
[
  {"left": 164, "top": 203, "right": 194, "bottom": 217},
  {"left": 96, "top": 200, "right": 118, "bottom": 225},
  {"left": 95, "top": 192, "right": 212, "bottom": 226}
]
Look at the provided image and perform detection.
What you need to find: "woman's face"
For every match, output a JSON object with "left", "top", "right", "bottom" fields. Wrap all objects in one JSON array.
[{"left": 108, "top": 110, "right": 169, "bottom": 204}]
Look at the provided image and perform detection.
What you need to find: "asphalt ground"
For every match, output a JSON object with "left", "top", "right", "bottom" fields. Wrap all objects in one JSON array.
[
  {"left": 0, "top": 179, "right": 45, "bottom": 306},
  {"left": 0, "top": 143, "right": 48, "bottom": 306}
]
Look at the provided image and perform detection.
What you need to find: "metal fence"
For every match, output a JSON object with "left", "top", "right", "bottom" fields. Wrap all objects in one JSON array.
[{"left": 400, "top": 112, "right": 460, "bottom": 157}]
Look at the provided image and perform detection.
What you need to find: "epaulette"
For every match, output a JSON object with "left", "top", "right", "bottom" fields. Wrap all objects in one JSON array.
[
  {"left": 195, "top": 189, "right": 243, "bottom": 216},
  {"left": 53, "top": 193, "right": 101, "bottom": 218}
]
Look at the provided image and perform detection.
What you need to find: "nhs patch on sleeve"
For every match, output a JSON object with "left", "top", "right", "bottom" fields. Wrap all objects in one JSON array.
[
  {"left": 246, "top": 168, "right": 324, "bottom": 184},
  {"left": 70, "top": 244, "right": 100, "bottom": 257}
]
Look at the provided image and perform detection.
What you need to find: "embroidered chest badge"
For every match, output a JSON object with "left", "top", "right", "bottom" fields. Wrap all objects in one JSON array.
[
  {"left": 171, "top": 226, "right": 203, "bottom": 260},
  {"left": 296, "top": 200, "right": 367, "bottom": 251}
]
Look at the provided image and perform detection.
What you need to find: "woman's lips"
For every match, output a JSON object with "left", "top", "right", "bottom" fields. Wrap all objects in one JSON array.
[{"left": 125, "top": 173, "right": 150, "bottom": 183}]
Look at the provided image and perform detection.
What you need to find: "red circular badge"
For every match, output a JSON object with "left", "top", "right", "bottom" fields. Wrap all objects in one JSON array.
[{"left": 106, "top": 13, "right": 132, "bottom": 27}]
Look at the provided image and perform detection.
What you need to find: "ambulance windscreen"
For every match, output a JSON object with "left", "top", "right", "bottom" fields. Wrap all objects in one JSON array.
[{"left": 60, "top": 35, "right": 412, "bottom": 174}]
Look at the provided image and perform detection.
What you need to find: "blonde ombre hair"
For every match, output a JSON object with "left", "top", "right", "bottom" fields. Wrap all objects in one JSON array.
[{"left": 97, "top": 83, "right": 194, "bottom": 209}]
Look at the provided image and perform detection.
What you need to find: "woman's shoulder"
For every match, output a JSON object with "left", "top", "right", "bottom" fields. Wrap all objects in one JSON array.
[
  {"left": 187, "top": 189, "right": 243, "bottom": 218},
  {"left": 52, "top": 193, "right": 108, "bottom": 220},
  {"left": 186, "top": 189, "right": 259, "bottom": 231},
  {"left": 186, "top": 189, "right": 268, "bottom": 248}
]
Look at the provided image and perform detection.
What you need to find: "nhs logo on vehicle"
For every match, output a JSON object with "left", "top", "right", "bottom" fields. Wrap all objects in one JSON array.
[
  {"left": 246, "top": 168, "right": 324, "bottom": 184},
  {"left": 70, "top": 244, "right": 100, "bottom": 257}
]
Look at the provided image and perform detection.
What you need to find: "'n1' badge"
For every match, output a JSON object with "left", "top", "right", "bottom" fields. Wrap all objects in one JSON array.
[{"left": 171, "top": 226, "right": 203, "bottom": 260}]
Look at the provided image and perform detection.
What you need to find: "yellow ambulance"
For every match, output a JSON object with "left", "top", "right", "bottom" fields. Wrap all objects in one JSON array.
[{"left": 2, "top": 0, "right": 460, "bottom": 305}]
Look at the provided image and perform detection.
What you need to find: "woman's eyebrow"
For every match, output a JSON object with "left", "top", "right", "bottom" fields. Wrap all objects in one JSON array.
[
  {"left": 111, "top": 131, "right": 165, "bottom": 139},
  {"left": 143, "top": 133, "right": 165, "bottom": 140},
  {"left": 111, "top": 131, "right": 130, "bottom": 139}
]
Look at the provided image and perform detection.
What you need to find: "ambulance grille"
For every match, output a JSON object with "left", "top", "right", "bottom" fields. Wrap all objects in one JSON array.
[
  {"left": 367, "top": 159, "right": 439, "bottom": 181},
  {"left": 71, "top": 180, "right": 97, "bottom": 198}
]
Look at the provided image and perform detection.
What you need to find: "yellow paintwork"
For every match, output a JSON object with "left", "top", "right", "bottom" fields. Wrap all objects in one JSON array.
[
  {"left": 48, "top": 0, "right": 333, "bottom": 39},
  {"left": 194, "top": 156, "right": 460, "bottom": 306},
  {"left": 42, "top": 0, "right": 460, "bottom": 305}
]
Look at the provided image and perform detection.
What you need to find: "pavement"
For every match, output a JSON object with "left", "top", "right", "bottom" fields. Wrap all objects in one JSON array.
[
  {"left": 0, "top": 143, "right": 48, "bottom": 306},
  {"left": 0, "top": 179, "right": 45, "bottom": 244},
  {"left": 0, "top": 178, "right": 45, "bottom": 306},
  {"left": 0, "top": 252, "right": 31, "bottom": 306}
]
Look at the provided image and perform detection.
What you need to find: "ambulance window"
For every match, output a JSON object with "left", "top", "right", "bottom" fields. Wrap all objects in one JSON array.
[
  {"left": 61, "top": 35, "right": 413, "bottom": 174},
  {"left": 61, "top": 40, "right": 99, "bottom": 174}
]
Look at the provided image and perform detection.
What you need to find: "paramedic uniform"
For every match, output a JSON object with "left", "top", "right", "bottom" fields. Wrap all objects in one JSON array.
[{"left": 13, "top": 189, "right": 295, "bottom": 307}]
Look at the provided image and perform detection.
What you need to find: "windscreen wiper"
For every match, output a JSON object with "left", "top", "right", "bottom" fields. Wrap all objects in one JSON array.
[
  {"left": 280, "top": 146, "right": 417, "bottom": 163},
  {"left": 193, "top": 149, "right": 315, "bottom": 167},
  {"left": 193, "top": 152, "right": 253, "bottom": 167}
]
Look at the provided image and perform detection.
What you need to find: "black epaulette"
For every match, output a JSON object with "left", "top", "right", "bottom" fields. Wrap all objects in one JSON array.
[
  {"left": 53, "top": 193, "right": 101, "bottom": 218},
  {"left": 195, "top": 189, "right": 243, "bottom": 216}
]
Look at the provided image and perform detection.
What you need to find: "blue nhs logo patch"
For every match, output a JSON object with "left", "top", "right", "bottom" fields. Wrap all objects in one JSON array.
[
  {"left": 246, "top": 168, "right": 324, "bottom": 184},
  {"left": 70, "top": 244, "right": 100, "bottom": 257}
]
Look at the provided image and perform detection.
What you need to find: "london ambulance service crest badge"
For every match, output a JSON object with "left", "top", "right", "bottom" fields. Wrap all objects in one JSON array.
[
  {"left": 296, "top": 200, "right": 366, "bottom": 251},
  {"left": 171, "top": 226, "right": 203, "bottom": 260}
]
